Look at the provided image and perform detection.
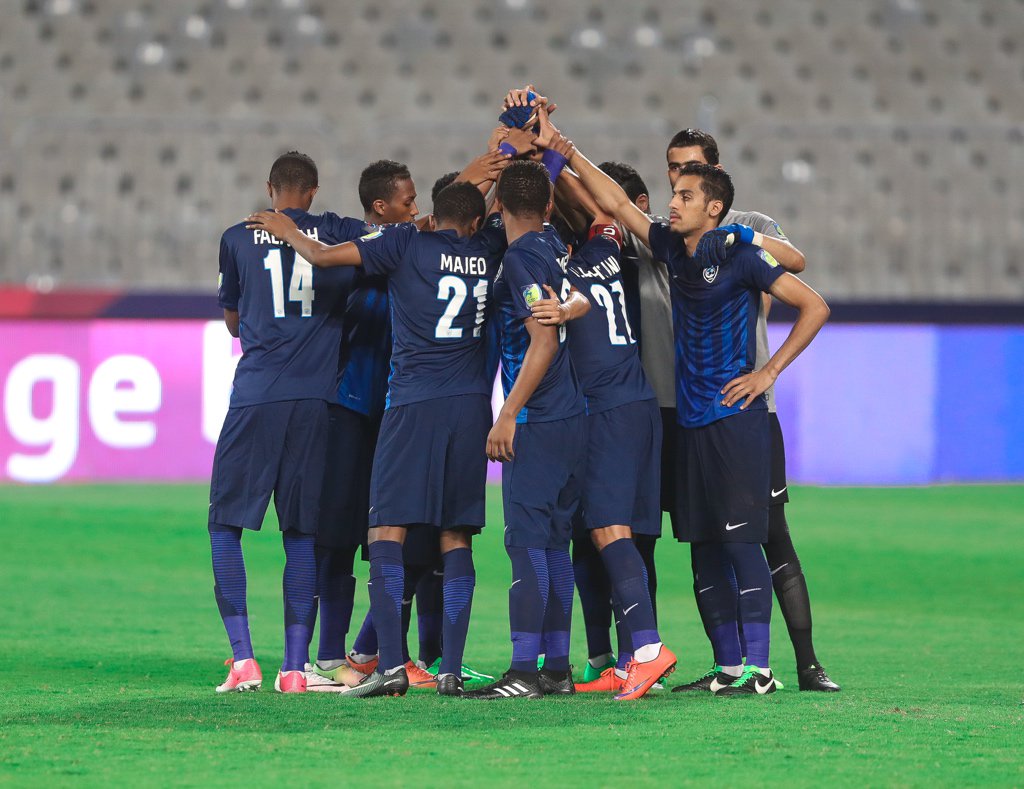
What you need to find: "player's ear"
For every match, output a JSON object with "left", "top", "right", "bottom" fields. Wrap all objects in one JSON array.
[
  {"left": 469, "top": 215, "right": 481, "bottom": 234},
  {"left": 427, "top": 214, "right": 437, "bottom": 231},
  {"left": 266, "top": 181, "right": 273, "bottom": 201},
  {"left": 371, "top": 198, "right": 387, "bottom": 220},
  {"left": 544, "top": 198, "right": 555, "bottom": 221},
  {"left": 708, "top": 199, "right": 724, "bottom": 220},
  {"left": 636, "top": 193, "right": 650, "bottom": 213}
]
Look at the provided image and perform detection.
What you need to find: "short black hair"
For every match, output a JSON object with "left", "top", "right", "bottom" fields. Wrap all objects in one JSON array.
[
  {"left": 496, "top": 160, "right": 551, "bottom": 219},
  {"left": 358, "top": 159, "right": 411, "bottom": 211},
  {"left": 598, "top": 161, "right": 648, "bottom": 205},
  {"left": 678, "top": 162, "right": 734, "bottom": 223},
  {"left": 667, "top": 129, "right": 720, "bottom": 166},
  {"left": 432, "top": 181, "right": 486, "bottom": 228},
  {"left": 269, "top": 151, "right": 318, "bottom": 192},
  {"left": 431, "top": 171, "right": 460, "bottom": 203}
]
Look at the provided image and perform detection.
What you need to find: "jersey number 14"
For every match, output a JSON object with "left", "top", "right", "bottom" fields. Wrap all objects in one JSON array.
[{"left": 264, "top": 249, "right": 314, "bottom": 317}]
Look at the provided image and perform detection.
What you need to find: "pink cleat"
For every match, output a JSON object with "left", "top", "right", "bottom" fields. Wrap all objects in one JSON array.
[
  {"left": 216, "top": 658, "right": 262, "bottom": 693},
  {"left": 275, "top": 670, "right": 307, "bottom": 693}
]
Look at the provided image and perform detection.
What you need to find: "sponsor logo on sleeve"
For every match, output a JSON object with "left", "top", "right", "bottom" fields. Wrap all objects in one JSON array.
[
  {"left": 773, "top": 223, "right": 788, "bottom": 241},
  {"left": 217, "top": 273, "right": 223, "bottom": 288},
  {"left": 758, "top": 249, "right": 779, "bottom": 268},
  {"left": 523, "top": 283, "right": 542, "bottom": 306}
]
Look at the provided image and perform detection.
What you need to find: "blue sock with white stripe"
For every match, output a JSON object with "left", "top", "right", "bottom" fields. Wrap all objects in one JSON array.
[
  {"left": 723, "top": 542, "right": 773, "bottom": 668},
  {"left": 281, "top": 529, "right": 317, "bottom": 672},
  {"left": 209, "top": 523, "right": 253, "bottom": 662},
  {"left": 438, "top": 548, "right": 475, "bottom": 677},
  {"left": 367, "top": 540, "right": 405, "bottom": 672},
  {"left": 600, "top": 538, "right": 660, "bottom": 655},
  {"left": 507, "top": 546, "right": 548, "bottom": 673},
  {"left": 541, "top": 549, "right": 574, "bottom": 672}
]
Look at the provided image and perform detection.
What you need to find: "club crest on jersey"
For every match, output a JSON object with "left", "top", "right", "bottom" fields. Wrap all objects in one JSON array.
[
  {"left": 702, "top": 266, "right": 719, "bottom": 284},
  {"left": 360, "top": 228, "right": 383, "bottom": 241},
  {"left": 523, "top": 283, "right": 542, "bottom": 306},
  {"left": 758, "top": 248, "right": 780, "bottom": 268}
]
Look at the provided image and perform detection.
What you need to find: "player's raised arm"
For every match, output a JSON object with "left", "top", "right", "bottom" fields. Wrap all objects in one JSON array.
[
  {"left": 246, "top": 210, "right": 363, "bottom": 268},
  {"left": 487, "top": 317, "right": 559, "bottom": 462},
  {"left": 720, "top": 274, "right": 829, "bottom": 409},
  {"left": 534, "top": 111, "right": 653, "bottom": 248}
]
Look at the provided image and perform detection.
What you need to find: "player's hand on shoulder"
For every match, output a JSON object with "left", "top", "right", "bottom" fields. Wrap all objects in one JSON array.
[
  {"left": 486, "top": 415, "right": 516, "bottom": 462},
  {"left": 530, "top": 283, "right": 569, "bottom": 326},
  {"left": 716, "top": 223, "right": 755, "bottom": 245},
  {"left": 246, "top": 209, "right": 297, "bottom": 239},
  {"left": 693, "top": 227, "right": 734, "bottom": 268},
  {"left": 720, "top": 367, "right": 777, "bottom": 410}
]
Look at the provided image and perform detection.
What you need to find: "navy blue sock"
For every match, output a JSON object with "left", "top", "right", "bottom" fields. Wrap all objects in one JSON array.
[
  {"left": 209, "top": 524, "right": 253, "bottom": 661},
  {"left": 690, "top": 542, "right": 742, "bottom": 666},
  {"left": 281, "top": 530, "right": 317, "bottom": 672},
  {"left": 542, "top": 549, "right": 574, "bottom": 672},
  {"left": 507, "top": 546, "right": 548, "bottom": 673},
  {"left": 600, "top": 538, "right": 660, "bottom": 652},
  {"left": 367, "top": 540, "right": 405, "bottom": 671},
  {"left": 439, "top": 548, "right": 475, "bottom": 677},
  {"left": 612, "top": 589, "right": 633, "bottom": 670},
  {"left": 315, "top": 544, "right": 356, "bottom": 662},
  {"left": 571, "top": 539, "right": 613, "bottom": 661},
  {"left": 415, "top": 563, "right": 444, "bottom": 666},
  {"left": 723, "top": 542, "right": 773, "bottom": 668},
  {"left": 723, "top": 561, "right": 748, "bottom": 658},
  {"left": 351, "top": 610, "right": 377, "bottom": 657},
  {"left": 400, "top": 564, "right": 427, "bottom": 664},
  {"left": 635, "top": 534, "right": 659, "bottom": 624}
]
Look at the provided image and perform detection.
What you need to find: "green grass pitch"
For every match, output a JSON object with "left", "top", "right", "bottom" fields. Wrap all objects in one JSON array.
[{"left": 1, "top": 484, "right": 1021, "bottom": 786}]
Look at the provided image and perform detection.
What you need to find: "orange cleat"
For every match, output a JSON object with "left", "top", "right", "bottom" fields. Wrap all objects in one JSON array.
[
  {"left": 574, "top": 667, "right": 624, "bottom": 693},
  {"left": 275, "top": 670, "right": 307, "bottom": 693},
  {"left": 347, "top": 653, "right": 379, "bottom": 676},
  {"left": 215, "top": 657, "right": 262, "bottom": 693},
  {"left": 404, "top": 661, "right": 438, "bottom": 689},
  {"left": 614, "top": 645, "right": 677, "bottom": 701}
]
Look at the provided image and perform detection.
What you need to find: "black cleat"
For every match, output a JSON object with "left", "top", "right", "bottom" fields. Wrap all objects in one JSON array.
[
  {"left": 714, "top": 667, "right": 778, "bottom": 696},
  {"left": 436, "top": 673, "right": 465, "bottom": 696},
  {"left": 341, "top": 668, "right": 408, "bottom": 698},
  {"left": 798, "top": 664, "right": 841, "bottom": 692},
  {"left": 671, "top": 665, "right": 739, "bottom": 693},
  {"left": 538, "top": 667, "right": 576, "bottom": 696},
  {"left": 462, "top": 670, "right": 543, "bottom": 700}
]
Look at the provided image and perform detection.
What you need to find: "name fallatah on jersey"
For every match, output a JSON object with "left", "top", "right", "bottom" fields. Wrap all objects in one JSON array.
[{"left": 251, "top": 226, "right": 320, "bottom": 246}]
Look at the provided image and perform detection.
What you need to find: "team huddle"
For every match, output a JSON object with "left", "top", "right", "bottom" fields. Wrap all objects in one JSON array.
[{"left": 208, "top": 86, "right": 840, "bottom": 700}]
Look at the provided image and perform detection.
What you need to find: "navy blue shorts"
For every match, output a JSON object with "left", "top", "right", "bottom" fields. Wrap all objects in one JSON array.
[
  {"left": 769, "top": 412, "right": 790, "bottom": 505},
  {"left": 502, "top": 413, "right": 587, "bottom": 551},
  {"left": 578, "top": 398, "right": 662, "bottom": 537},
  {"left": 368, "top": 394, "right": 491, "bottom": 530},
  {"left": 317, "top": 405, "right": 381, "bottom": 549},
  {"left": 671, "top": 409, "right": 771, "bottom": 544},
  {"left": 209, "top": 399, "right": 328, "bottom": 534}
]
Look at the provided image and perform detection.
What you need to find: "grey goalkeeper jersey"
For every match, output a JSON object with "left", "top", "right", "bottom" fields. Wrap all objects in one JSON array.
[{"left": 631, "top": 208, "right": 790, "bottom": 413}]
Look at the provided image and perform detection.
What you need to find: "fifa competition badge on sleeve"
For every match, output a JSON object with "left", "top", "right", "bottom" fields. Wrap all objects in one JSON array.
[
  {"left": 523, "top": 284, "right": 542, "bottom": 306},
  {"left": 359, "top": 228, "right": 383, "bottom": 242},
  {"left": 758, "top": 248, "right": 780, "bottom": 268}
]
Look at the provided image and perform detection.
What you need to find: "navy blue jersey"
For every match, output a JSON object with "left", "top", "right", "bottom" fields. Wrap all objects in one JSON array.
[
  {"left": 493, "top": 227, "right": 585, "bottom": 424},
  {"left": 218, "top": 209, "right": 362, "bottom": 407},
  {"left": 335, "top": 268, "right": 391, "bottom": 418},
  {"left": 354, "top": 214, "right": 508, "bottom": 408},
  {"left": 648, "top": 222, "right": 786, "bottom": 428},
  {"left": 565, "top": 229, "right": 655, "bottom": 414}
]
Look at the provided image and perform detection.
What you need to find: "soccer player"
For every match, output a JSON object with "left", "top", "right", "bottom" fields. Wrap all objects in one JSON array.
[
  {"left": 309, "top": 159, "right": 426, "bottom": 690},
  {"left": 559, "top": 128, "right": 830, "bottom": 696},
  {"left": 663, "top": 130, "right": 840, "bottom": 692},
  {"left": 210, "top": 151, "right": 359, "bottom": 694},
  {"left": 247, "top": 176, "right": 512, "bottom": 697},
  {"left": 462, "top": 160, "right": 593, "bottom": 700},
  {"left": 533, "top": 138, "right": 678, "bottom": 699}
]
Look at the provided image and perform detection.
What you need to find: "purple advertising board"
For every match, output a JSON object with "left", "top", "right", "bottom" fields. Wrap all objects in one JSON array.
[{"left": 2, "top": 320, "right": 1022, "bottom": 484}]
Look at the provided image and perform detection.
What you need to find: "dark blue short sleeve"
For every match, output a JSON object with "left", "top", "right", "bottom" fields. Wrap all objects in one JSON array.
[
  {"left": 217, "top": 233, "right": 240, "bottom": 310},
  {"left": 733, "top": 245, "right": 787, "bottom": 292},
  {"left": 503, "top": 248, "right": 552, "bottom": 322},
  {"left": 355, "top": 222, "right": 417, "bottom": 276}
]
